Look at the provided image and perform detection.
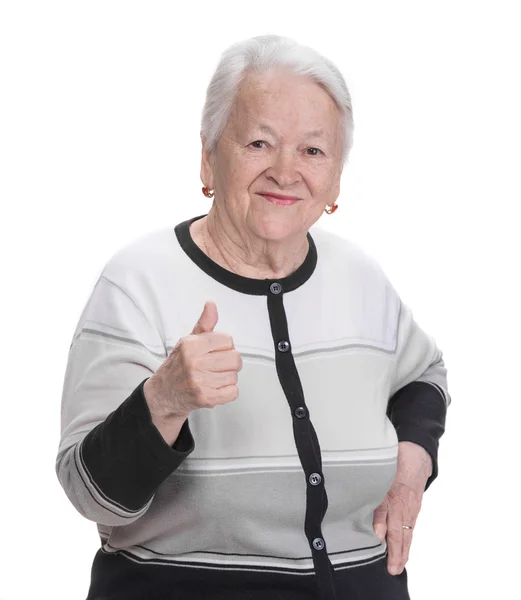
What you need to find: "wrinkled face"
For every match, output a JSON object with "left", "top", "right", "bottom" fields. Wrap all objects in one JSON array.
[{"left": 201, "top": 68, "right": 344, "bottom": 242}]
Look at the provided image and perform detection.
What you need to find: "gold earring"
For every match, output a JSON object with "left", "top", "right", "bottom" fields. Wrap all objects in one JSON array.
[
  {"left": 202, "top": 186, "right": 214, "bottom": 198},
  {"left": 324, "top": 202, "right": 338, "bottom": 214}
]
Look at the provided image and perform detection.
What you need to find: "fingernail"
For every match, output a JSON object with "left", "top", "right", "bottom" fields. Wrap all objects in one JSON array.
[{"left": 389, "top": 566, "right": 398, "bottom": 575}]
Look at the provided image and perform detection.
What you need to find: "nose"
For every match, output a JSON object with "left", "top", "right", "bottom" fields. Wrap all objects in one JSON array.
[{"left": 265, "top": 149, "right": 301, "bottom": 188}]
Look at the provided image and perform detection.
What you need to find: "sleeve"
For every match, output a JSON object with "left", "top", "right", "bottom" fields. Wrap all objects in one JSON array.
[
  {"left": 387, "top": 297, "right": 451, "bottom": 491},
  {"left": 55, "top": 274, "right": 195, "bottom": 527}
]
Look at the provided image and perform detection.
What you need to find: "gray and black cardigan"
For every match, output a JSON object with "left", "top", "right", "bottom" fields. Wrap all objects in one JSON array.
[{"left": 56, "top": 214, "right": 450, "bottom": 600}]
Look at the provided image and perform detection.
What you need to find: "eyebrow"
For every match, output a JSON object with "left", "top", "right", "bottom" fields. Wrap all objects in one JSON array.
[{"left": 258, "top": 124, "right": 325, "bottom": 139}]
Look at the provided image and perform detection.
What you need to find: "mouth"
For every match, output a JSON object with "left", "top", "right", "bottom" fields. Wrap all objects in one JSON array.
[{"left": 258, "top": 192, "right": 301, "bottom": 206}]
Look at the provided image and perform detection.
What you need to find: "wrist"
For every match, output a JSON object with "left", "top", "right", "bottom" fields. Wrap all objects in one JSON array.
[
  {"left": 398, "top": 441, "right": 433, "bottom": 477},
  {"left": 143, "top": 377, "right": 190, "bottom": 422}
]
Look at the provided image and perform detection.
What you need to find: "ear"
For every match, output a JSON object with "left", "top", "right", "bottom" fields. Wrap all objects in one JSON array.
[
  {"left": 334, "top": 156, "right": 344, "bottom": 196},
  {"left": 331, "top": 167, "right": 342, "bottom": 200},
  {"left": 200, "top": 133, "right": 215, "bottom": 190}
]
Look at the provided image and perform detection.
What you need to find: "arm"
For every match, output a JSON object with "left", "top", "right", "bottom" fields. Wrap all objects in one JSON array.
[
  {"left": 56, "top": 274, "right": 194, "bottom": 526},
  {"left": 388, "top": 298, "right": 451, "bottom": 490}
]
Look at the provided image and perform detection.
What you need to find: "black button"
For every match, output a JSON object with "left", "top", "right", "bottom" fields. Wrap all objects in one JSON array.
[
  {"left": 312, "top": 538, "right": 325, "bottom": 551},
  {"left": 294, "top": 406, "right": 307, "bottom": 419},
  {"left": 309, "top": 473, "right": 322, "bottom": 486},
  {"left": 270, "top": 282, "right": 282, "bottom": 294},
  {"left": 277, "top": 340, "right": 290, "bottom": 352}
]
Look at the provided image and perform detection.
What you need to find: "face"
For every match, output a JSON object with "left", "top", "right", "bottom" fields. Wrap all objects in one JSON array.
[{"left": 200, "top": 68, "right": 343, "bottom": 243}]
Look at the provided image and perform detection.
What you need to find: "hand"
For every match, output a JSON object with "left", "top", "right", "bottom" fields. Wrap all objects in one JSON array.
[
  {"left": 373, "top": 441, "right": 432, "bottom": 576},
  {"left": 145, "top": 300, "right": 243, "bottom": 424}
]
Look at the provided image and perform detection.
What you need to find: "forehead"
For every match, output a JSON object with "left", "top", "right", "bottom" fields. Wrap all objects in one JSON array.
[{"left": 230, "top": 68, "right": 341, "bottom": 136}]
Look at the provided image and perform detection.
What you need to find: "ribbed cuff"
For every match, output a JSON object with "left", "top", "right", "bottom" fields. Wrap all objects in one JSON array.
[
  {"left": 81, "top": 378, "right": 195, "bottom": 510},
  {"left": 387, "top": 381, "right": 447, "bottom": 491}
]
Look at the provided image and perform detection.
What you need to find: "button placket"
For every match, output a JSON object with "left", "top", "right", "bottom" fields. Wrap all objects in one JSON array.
[{"left": 266, "top": 281, "right": 333, "bottom": 591}]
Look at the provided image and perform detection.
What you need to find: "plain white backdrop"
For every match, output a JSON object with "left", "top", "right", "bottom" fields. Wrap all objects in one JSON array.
[{"left": 1, "top": 1, "right": 519, "bottom": 598}]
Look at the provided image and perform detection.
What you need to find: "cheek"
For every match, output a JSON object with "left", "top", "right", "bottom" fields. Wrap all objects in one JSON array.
[
  {"left": 306, "top": 168, "right": 340, "bottom": 197},
  {"left": 228, "top": 160, "right": 265, "bottom": 192}
]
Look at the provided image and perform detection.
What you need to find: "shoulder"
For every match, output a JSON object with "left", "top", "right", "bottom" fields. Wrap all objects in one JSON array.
[
  {"left": 100, "top": 226, "right": 179, "bottom": 293},
  {"left": 310, "top": 224, "right": 391, "bottom": 288}
]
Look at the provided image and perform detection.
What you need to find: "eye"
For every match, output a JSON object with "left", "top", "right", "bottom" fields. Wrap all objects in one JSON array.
[
  {"left": 250, "top": 140, "right": 267, "bottom": 149},
  {"left": 306, "top": 147, "right": 323, "bottom": 156}
]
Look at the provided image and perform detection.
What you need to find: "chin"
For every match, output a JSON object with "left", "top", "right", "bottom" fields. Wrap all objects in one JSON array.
[{"left": 250, "top": 216, "right": 302, "bottom": 242}]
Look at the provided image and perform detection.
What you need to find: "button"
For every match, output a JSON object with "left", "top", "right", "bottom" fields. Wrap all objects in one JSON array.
[
  {"left": 277, "top": 340, "right": 290, "bottom": 352},
  {"left": 270, "top": 282, "right": 282, "bottom": 294},
  {"left": 312, "top": 538, "right": 325, "bottom": 551},
  {"left": 309, "top": 473, "right": 322, "bottom": 486},
  {"left": 294, "top": 406, "right": 307, "bottom": 419}
]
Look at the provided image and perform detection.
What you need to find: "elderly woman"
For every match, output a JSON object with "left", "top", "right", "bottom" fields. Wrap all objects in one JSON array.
[{"left": 56, "top": 35, "right": 450, "bottom": 600}]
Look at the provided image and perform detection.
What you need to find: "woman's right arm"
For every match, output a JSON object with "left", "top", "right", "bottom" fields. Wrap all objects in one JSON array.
[{"left": 55, "top": 274, "right": 195, "bottom": 527}]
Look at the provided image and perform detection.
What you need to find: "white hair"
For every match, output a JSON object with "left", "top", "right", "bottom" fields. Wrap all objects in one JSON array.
[{"left": 201, "top": 34, "right": 354, "bottom": 165}]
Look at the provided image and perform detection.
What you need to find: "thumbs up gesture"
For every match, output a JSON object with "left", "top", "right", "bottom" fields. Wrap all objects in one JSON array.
[{"left": 144, "top": 301, "right": 243, "bottom": 435}]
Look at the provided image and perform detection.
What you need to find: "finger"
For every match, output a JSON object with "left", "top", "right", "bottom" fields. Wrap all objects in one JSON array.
[
  {"left": 192, "top": 301, "right": 218, "bottom": 335},
  {"left": 205, "top": 349, "right": 243, "bottom": 372},
  {"left": 188, "top": 331, "right": 236, "bottom": 353},
  {"left": 400, "top": 525, "right": 414, "bottom": 572},
  {"left": 209, "top": 370, "right": 239, "bottom": 388},
  {"left": 385, "top": 490, "right": 405, "bottom": 576},
  {"left": 373, "top": 497, "right": 388, "bottom": 542},
  {"left": 399, "top": 489, "right": 421, "bottom": 572},
  {"left": 212, "top": 384, "right": 239, "bottom": 406}
]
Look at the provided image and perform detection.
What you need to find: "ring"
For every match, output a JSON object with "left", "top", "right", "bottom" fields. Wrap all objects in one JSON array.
[{"left": 402, "top": 525, "right": 413, "bottom": 530}]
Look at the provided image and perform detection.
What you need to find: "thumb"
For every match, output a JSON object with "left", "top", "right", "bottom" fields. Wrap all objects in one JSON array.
[
  {"left": 373, "top": 496, "right": 389, "bottom": 542},
  {"left": 191, "top": 301, "right": 218, "bottom": 335}
]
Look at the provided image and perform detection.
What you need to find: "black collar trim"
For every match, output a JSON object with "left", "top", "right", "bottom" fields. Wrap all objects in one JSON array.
[{"left": 174, "top": 214, "right": 317, "bottom": 296}]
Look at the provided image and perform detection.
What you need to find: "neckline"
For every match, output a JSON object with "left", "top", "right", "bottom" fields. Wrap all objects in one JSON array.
[{"left": 174, "top": 214, "right": 318, "bottom": 295}]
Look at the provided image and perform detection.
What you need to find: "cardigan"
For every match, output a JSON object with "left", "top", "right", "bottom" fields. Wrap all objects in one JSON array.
[{"left": 56, "top": 213, "right": 450, "bottom": 600}]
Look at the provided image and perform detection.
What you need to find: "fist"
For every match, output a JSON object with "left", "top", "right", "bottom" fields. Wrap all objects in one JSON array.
[{"left": 145, "top": 301, "right": 243, "bottom": 421}]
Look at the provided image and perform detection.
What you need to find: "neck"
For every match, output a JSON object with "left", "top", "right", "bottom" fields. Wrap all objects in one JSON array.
[{"left": 194, "top": 209, "right": 309, "bottom": 280}]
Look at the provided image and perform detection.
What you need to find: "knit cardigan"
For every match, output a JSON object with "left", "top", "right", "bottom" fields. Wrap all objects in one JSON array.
[{"left": 56, "top": 214, "right": 450, "bottom": 600}]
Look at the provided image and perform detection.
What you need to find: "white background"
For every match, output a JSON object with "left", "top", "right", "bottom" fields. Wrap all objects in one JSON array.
[{"left": 1, "top": 1, "right": 519, "bottom": 598}]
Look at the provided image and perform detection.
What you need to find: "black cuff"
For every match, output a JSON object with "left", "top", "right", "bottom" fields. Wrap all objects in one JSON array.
[
  {"left": 81, "top": 378, "right": 195, "bottom": 511},
  {"left": 387, "top": 381, "right": 447, "bottom": 491}
]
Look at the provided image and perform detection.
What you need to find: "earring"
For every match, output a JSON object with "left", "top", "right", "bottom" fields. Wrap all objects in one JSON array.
[
  {"left": 324, "top": 202, "right": 338, "bottom": 214},
  {"left": 202, "top": 186, "right": 214, "bottom": 198}
]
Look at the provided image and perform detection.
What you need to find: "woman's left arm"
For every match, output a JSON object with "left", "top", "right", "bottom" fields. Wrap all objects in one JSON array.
[
  {"left": 388, "top": 298, "right": 451, "bottom": 490},
  {"left": 374, "top": 294, "right": 451, "bottom": 576}
]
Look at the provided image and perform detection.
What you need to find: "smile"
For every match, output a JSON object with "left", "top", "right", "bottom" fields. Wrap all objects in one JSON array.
[{"left": 259, "top": 193, "right": 300, "bottom": 206}]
